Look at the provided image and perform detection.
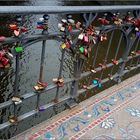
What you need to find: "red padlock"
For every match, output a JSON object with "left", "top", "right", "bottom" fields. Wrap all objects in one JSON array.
[
  {"left": 98, "top": 63, "right": 107, "bottom": 69},
  {"left": 65, "top": 41, "right": 70, "bottom": 49},
  {"left": 84, "top": 48, "right": 88, "bottom": 56},
  {"left": 0, "top": 36, "right": 6, "bottom": 42},
  {"left": 9, "top": 24, "right": 18, "bottom": 30},
  {"left": 1, "top": 57, "right": 9, "bottom": 66},
  {"left": 68, "top": 25, "right": 72, "bottom": 32},
  {"left": 37, "top": 25, "right": 44, "bottom": 29},
  {"left": 0, "top": 50, "right": 6, "bottom": 58},
  {"left": 98, "top": 18, "right": 110, "bottom": 25},
  {"left": 21, "top": 27, "right": 28, "bottom": 33},
  {"left": 14, "top": 30, "right": 20, "bottom": 37},
  {"left": 112, "top": 59, "right": 119, "bottom": 65},
  {"left": 134, "top": 18, "right": 140, "bottom": 27}
]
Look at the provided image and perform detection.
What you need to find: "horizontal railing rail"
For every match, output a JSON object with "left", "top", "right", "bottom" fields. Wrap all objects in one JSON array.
[{"left": 0, "top": 6, "right": 140, "bottom": 14}]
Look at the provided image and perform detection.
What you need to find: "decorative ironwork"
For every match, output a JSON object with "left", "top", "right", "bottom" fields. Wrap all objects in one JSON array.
[{"left": 0, "top": 6, "right": 139, "bottom": 137}]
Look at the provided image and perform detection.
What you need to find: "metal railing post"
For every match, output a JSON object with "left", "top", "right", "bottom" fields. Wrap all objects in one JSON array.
[
  {"left": 36, "top": 15, "right": 49, "bottom": 110},
  {"left": 115, "top": 35, "right": 137, "bottom": 83}
]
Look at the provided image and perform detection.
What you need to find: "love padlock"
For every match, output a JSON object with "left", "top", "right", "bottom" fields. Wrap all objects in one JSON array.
[
  {"left": 84, "top": 48, "right": 88, "bottom": 56},
  {"left": 60, "top": 26, "right": 65, "bottom": 32},
  {"left": 134, "top": 19, "right": 140, "bottom": 28},
  {"left": 33, "top": 82, "right": 46, "bottom": 91},
  {"left": 11, "top": 96, "right": 23, "bottom": 105},
  {"left": 1, "top": 57, "right": 9, "bottom": 66},
  {"left": 111, "top": 59, "right": 119, "bottom": 65},
  {"left": 58, "top": 23, "right": 63, "bottom": 29},
  {"left": 8, "top": 115, "right": 18, "bottom": 124},
  {"left": 112, "top": 13, "right": 123, "bottom": 26},
  {"left": 0, "top": 36, "right": 6, "bottom": 42},
  {"left": 91, "top": 68, "right": 97, "bottom": 73},
  {"left": 65, "top": 41, "right": 71, "bottom": 49},
  {"left": 53, "top": 78, "right": 64, "bottom": 87},
  {"left": 14, "top": 30, "right": 20, "bottom": 37},
  {"left": 100, "top": 33, "right": 107, "bottom": 42},
  {"left": 61, "top": 19, "right": 67, "bottom": 24},
  {"left": 78, "top": 33, "right": 84, "bottom": 40},
  {"left": 108, "top": 74, "right": 113, "bottom": 80},
  {"left": 82, "top": 85, "right": 90, "bottom": 90},
  {"left": 83, "top": 35, "right": 89, "bottom": 43},
  {"left": 37, "top": 25, "right": 44, "bottom": 30},
  {"left": 75, "top": 21, "right": 81, "bottom": 29},
  {"left": 92, "top": 78, "right": 102, "bottom": 88},
  {"left": 79, "top": 46, "right": 85, "bottom": 53},
  {"left": 67, "top": 19, "right": 75, "bottom": 24},
  {"left": 9, "top": 24, "right": 18, "bottom": 30},
  {"left": 68, "top": 25, "right": 73, "bottom": 32},
  {"left": 21, "top": 27, "right": 28, "bottom": 33},
  {"left": 15, "top": 46, "right": 23, "bottom": 53},
  {"left": 98, "top": 18, "right": 110, "bottom": 25},
  {"left": 130, "top": 51, "right": 136, "bottom": 57},
  {"left": 99, "top": 63, "right": 107, "bottom": 69},
  {"left": 61, "top": 43, "right": 66, "bottom": 49},
  {"left": 125, "top": 12, "right": 134, "bottom": 23}
]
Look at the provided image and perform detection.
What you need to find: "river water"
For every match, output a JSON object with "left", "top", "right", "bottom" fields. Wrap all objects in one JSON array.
[{"left": 0, "top": 0, "right": 139, "bottom": 139}]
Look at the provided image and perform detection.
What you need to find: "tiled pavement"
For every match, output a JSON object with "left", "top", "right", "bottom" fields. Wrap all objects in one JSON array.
[{"left": 11, "top": 73, "right": 140, "bottom": 140}]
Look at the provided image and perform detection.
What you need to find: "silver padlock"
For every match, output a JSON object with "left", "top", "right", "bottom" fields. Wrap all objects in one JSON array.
[
  {"left": 68, "top": 19, "right": 75, "bottom": 24},
  {"left": 78, "top": 33, "right": 84, "bottom": 40},
  {"left": 58, "top": 23, "right": 63, "bottom": 29}
]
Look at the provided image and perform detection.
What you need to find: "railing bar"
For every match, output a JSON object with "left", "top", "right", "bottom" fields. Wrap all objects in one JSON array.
[
  {"left": 54, "top": 49, "right": 66, "bottom": 102},
  {"left": 0, "top": 6, "right": 140, "bottom": 15},
  {"left": 116, "top": 36, "right": 137, "bottom": 82},
  {"left": 129, "top": 37, "right": 140, "bottom": 67},
  {"left": 1, "top": 62, "right": 140, "bottom": 130},
  {"left": 14, "top": 54, "right": 20, "bottom": 96},
  {"left": 114, "top": 33, "right": 123, "bottom": 60},
  {"left": 100, "top": 30, "right": 114, "bottom": 80},
  {"left": 0, "top": 54, "right": 139, "bottom": 110},
  {"left": 92, "top": 42, "right": 100, "bottom": 68},
  {"left": 0, "top": 95, "right": 70, "bottom": 130},
  {"left": 110, "top": 32, "right": 123, "bottom": 75},
  {"left": 0, "top": 25, "right": 132, "bottom": 46}
]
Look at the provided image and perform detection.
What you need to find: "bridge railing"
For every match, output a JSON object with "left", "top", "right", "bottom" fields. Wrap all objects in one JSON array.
[{"left": 0, "top": 6, "right": 140, "bottom": 136}]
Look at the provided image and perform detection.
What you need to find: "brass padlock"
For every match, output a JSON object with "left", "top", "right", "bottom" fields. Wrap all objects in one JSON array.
[
  {"left": 9, "top": 115, "right": 18, "bottom": 124},
  {"left": 76, "top": 21, "right": 81, "bottom": 29},
  {"left": 11, "top": 96, "right": 22, "bottom": 105},
  {"left": 60, "top": 27, "right": 65, "bottom": 32},
  {"left": 53, "top": 78, "right": 64, "bottom": 87},
  {"left": 61, "top": 43, "right": 66, "bottom": 49},
  {"left": 33, "top": 84, "right": 45, "bottom": 91}
]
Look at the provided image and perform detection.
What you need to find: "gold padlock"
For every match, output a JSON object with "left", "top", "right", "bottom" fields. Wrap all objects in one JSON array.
[
  {"left": 9, "top": 115, "right": 18, "bottom": 124},
  {"left": 60, "top": 27, "right": 65, "bottom": 32},
  {"left": 33, "top": 84, "right": 45, "bottom": 91},
  {"left": 61, "top": 43, "right": 66, "bottom": 49}
]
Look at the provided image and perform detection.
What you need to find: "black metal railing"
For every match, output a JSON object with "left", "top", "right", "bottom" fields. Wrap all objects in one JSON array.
[{"left": 0, "top": 6, "right": 140, "bottom": 137}]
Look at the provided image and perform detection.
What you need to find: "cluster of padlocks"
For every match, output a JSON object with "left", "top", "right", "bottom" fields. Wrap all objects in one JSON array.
[{"left": 0, "top": 12, "right": 140, "bottom": 123}]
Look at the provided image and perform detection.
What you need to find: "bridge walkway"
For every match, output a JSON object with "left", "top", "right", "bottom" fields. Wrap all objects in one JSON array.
[{"left": 11, "top": 73, "right": 140, "bottom": 140}]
